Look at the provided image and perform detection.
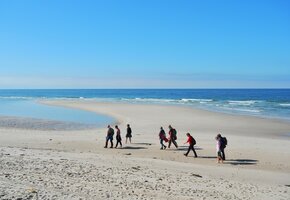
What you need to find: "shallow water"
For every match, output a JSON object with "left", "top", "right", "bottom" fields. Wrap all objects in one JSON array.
[{"left": 0, "top": 99, "right": 114, "bottom": 128}]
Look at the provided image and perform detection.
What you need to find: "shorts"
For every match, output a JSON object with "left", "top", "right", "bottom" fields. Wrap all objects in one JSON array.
[{"left": 217, "top": 151, "right": 222, "bottom": 157}]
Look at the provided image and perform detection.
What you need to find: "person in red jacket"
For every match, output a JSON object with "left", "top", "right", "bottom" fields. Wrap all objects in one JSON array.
[{"left": 184, "top": 133, "right": 197, "bottom": 157}]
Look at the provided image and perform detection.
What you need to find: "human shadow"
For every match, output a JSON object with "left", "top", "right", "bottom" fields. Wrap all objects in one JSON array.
[
  {"left": 225, "top": 159, "right": 258, "bottom": 165},
  {"left": 174, "top": 146, "right": 203, "bottom": 151},
  {"left": 197, "top": 156, "right": 217, "bottom": 159},
  {"left": 121, "top": 146, "right": 148, "bottom": 150},
  {"left": 133, "top": 142, "right": 152, "bottom": 146}
]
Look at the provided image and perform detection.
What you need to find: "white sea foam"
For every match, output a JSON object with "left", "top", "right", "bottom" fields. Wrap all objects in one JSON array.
[
  {"left": 0, "top": 96, "right": 35, "bottom": 100},
  {"left": 179, "top": 99, "right": 213, "bottom": 105},
  {"left": 280, "top": 103, "right": 290, "bottom": 107},
  {"left": 228, "top": 100, "right": 259, "bottom": 106},
  {"left": 223, "top": 107, "right": 261, "bottom": 113}
]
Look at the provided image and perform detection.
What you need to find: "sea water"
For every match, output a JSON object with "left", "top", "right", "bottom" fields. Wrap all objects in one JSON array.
[
  {"left": 0, "top": 98, "right": 114, "bottom": 128},
  {"left": 0, "top": 89, "right": 289, "bottom": 121}
]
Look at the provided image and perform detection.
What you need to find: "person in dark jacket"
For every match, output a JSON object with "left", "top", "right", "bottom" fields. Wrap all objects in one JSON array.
[
  {"left": 126, "top": 124, "right": 132, "bottom": 144},
  {"left": 184, "top": 133, "right": 197, "bottom": 157},
  {"left": 168, "top": 125, "right": 178, "bottom": 148},
  {"left": 159, "top": 127, "right": 167, "bottom": 150},
  {"left": 115, "top": 125, "right": 122, "bottom": 148},
  {"left": 104, "top": 125, "right": 114, "bottom": 148},
  {"left": 217, "top": 133, "right": 227, "bottom": 160}
]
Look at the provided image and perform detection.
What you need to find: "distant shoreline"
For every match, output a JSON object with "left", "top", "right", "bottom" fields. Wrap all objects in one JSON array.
[{"left": 0, "top": 89, "right": 289, "bottom": 121}]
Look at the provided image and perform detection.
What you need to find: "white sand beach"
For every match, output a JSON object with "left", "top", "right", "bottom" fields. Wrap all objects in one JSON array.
[{"left": 0, "top": 100, "right": 290, "bottom": 199}]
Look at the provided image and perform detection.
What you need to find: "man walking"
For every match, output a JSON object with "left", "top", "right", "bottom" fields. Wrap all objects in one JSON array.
[
  {"left": 168, "top": 125, "right": 178, "bottom": 148},
  {"left": 104, "top": 125, "right": 114, "bottom": 148},
  {"left": 217, "top": 133, "right": 227, "bottom": 160},
  {"left": 184, "top": 133, "right": 197, "bottom": 158}
]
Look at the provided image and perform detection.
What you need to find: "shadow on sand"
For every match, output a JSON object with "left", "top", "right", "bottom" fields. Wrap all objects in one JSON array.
[
  {"left": 197, "top": 156, "right": 217, "bottom": 159},
  {"left": 121, "top": 146, "right": 148, "bottom": 150},
  {"left": 225, "top": 159, "right": 258, "bottom": 166},
  {"left": 133, "top": 142, "right": 152, "bottom": 146},
  {"left": 174, "top": 146, "right": 203, "bottom": 151}
]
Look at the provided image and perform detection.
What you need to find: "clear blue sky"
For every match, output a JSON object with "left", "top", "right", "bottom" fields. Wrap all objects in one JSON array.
[{"left": 0, "top": 0, "right": 289, "bottom": 88}]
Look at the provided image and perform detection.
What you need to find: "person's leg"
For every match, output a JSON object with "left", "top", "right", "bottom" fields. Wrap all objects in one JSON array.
[
  {"left": 129, "top": 137, "right": 131, "bottom": 143},
  {"left": 110, "top": 138, "right": 113, "bottom": 148},
  {"left": 192, "top": 145, "right": 197, "bottom": 157},
  {"left": 115, "top": 141, "right": 118, "bottom": 148},
  {"left": 162, "top": 139, "right": 166, "bottom": 149},
  {"left": 221, "top": 148, "right": 225, "bottom": 160},
  {"left": 126, "top": 137, "right": 128, "bottom": 144},
  {"left": 120, "top": 141, "right": 122, "bottom": 148},
  {"left": 168, "top": 140, "right": 172, "bottom": 148},
  {"left": 217, "top": 151, "right": 222, "bottom": 163},
  {"left": 160, "top": 139, "right": 163, "bottom": 149},
  {"left": 184, "top": 145, "right": 191, "bottom": 156},
  {"left": 173, "top": 139, "right": 178, "bottom": 148},
  {"left": 104, "top": 138, "right": 109, "bottom": 148}
]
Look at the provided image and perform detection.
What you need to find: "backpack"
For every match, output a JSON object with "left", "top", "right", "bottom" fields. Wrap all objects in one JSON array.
[
  {"left": 172, "top": 129, "right": 177, "bottom": 140},
  {"left": 221, "top": 137, "right": 227, "bottom": 148},
  {"left": 192, "top": 137, "right": 196, "bottom": 145}
]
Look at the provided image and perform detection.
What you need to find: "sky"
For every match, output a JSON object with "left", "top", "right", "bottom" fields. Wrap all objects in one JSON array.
[{"left": 0, "top": 0, "right": 289, "bottom": 88}]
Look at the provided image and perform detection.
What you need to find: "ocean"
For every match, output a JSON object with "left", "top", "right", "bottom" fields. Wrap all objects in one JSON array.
[{"left": 0, "top": 89, "right": 289, "bottom": 121}]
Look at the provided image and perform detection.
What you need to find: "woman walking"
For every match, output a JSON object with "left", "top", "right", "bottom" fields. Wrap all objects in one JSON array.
[
  {"left": 216, "top": 134, "right": 223, "bottom": 163},
  {"left": 115, "top": 125, "right": 122, "bottom": 148},
  {"left": 126, "top": 124, "right": 132, "bottom": 144},
  {"left": 159, "top": 127, "right": 167, "bottom": 150}
]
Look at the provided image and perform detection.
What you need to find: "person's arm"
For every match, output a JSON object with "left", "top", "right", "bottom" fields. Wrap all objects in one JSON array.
[{"left": 184, "top": 137, "right": 189, "bottom": 144}]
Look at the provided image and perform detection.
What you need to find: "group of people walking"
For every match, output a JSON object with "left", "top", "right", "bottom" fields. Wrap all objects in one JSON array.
[
  {"left": 104, "top": 124, "right": 227, "bottom": 163},
  {"left": 159, "top": 125, "right": 227, "bottom": 162},
  {"left": 104, "top": 124, "right": 132, "bottom": 148},
  {"left": 159, "top": 125, "right": 197, "bottom": 157}
]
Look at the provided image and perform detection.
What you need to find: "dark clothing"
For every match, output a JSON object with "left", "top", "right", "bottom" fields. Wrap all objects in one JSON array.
[
  {"left": 115, "top": 128, "right": 122, "bottom": 148},
  {"left": 159, "top": 129, "right": 166, "bottom": 139},
  {"left": 168, "top": 139, "right": 178, "bottom": 148},
  {"left": 168, "top": 128, "right": 178, "bottom": 148},
  {"left": 220, "top": 148, "right": 226, "bottom": 160},
  {"left": 105, "top": 128, "right": 114, "bottom": 148},
  {"left": 159, "top": 129, "right": 166, "bottom": 149},
  {"left": 105, "top": 136, "right": 113, "bottom": 148},
  {"left": 115, "top": 138, "right": 122, "bottom": 148},
  {"left": 217, "top": 137, "right": 226, "bottom": 160},
  {"left": 107, "top": 128, "right": 114, "bottom": 137},
  {"left": 185, "top": 135, "right": 197, "bottom": 157},
  {"left": 185, "top": 144, "right": 197, "bottom": 157},
  {"left": 126, "top": 127, "right": 132, "bottom": 138}
]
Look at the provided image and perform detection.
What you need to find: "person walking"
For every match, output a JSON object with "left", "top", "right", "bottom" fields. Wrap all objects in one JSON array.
[
  {"left": 168, "top": 125, "right": 178, "bottom": 148},
  {"left": 104, "top": 125, "right": 114, "bottom": 148},
  {"left": 184, "top": 133, "right": 197, "bottom": 157},
  {"left": 126, "top": 124, "right": 132, "bottom": 144},
  {"left": 159, "top": 127, "right": 167, "bottom": 150},
  {"left": 217, "top": 133, "right": 227, "bottom": 160},
  {"left": 115, "top": 125, "right": 122, "bottom": 148},
  {"left": 216, "top": 134, "right": 223, "bottom": 163}
]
